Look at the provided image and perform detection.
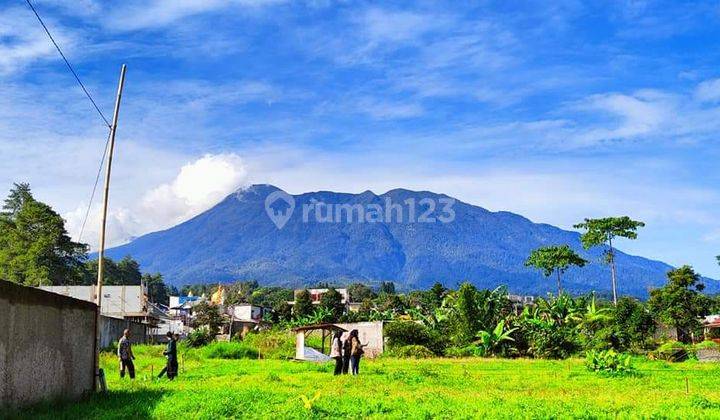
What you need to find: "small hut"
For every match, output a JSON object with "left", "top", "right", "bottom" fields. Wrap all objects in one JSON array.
[{"left": 293, "top": 324, "right": 347, "bottom": 361}]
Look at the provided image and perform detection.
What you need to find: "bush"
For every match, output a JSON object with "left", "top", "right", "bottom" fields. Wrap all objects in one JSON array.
[
  {"left": 694, "top": 340, "right": 720, "bottom": 350},
  {"left": 388, "top": 345, "right": 435, "bottom": 359},
  {"left": 585, "top": 350, "right": 634, "bottom": 376},
  {"left": 186, "top": 328, "right": 215, "bottom": 348},
  {"left": 384, "top": 321, "right": 447, "bottom": 355},
  {"left": 445, "top": 345, "right": 483, "bottom": 358},
  {"left": 652, "top": 341, "right": 693, "bottom": 362},
  {"left": 203, "top": 342, "right": 259, "bottom": 359},
  {"left": 523, "top": 321, "right": 579, "bottom": 359}
]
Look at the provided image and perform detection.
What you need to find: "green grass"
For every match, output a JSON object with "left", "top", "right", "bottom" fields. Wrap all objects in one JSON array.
[{"left": 9, "top": 344, "right": 720, "bottom": 419}]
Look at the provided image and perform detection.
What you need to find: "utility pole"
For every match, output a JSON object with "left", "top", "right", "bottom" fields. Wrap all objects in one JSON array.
[{"left": 94, "top": 64, "right": 127, "bottom": 390}]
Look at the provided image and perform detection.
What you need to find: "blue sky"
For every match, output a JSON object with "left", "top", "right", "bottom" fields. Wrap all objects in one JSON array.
[{"left": 1, "top": 0, "right": 719, "bottom": 277}]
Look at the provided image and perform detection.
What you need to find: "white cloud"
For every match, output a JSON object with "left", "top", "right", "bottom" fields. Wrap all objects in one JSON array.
[
  {"left": 695, "top": 78, "right": 720, "bottom": 103},
  {"left": 139, "top": 153, "right": 248, "bottom": 230},
  {"left": 0, "top": 7, "right": 74, "bottom": 74},
  {"left": 64, "top": 153, "right": 248, "bottom": 250},
  {"left": 104, "top": 0, "right": 287, "bottom": 31}
]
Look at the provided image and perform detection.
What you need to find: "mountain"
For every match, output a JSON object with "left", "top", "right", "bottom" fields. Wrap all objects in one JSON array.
[{"left": 104, "top": 184, "right": 718, "bottom": 297}]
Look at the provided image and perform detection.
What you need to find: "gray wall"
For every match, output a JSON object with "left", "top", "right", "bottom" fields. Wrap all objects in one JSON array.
[
  {"left": 99, "top": 316, "right": 148, "bottom": 349},
  {"left": 0, "top": 281, "right": 96, "bottom": 409}
]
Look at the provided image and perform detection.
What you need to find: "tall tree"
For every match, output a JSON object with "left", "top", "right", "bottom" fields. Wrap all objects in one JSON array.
[
  {"left": 293, "top": 289, "right": 314, "bottom": 319},
  {"left": 525, "top": 245, "right": 587, "bottom": 295},
  {"left": 319, "top": 287, "right": 345, "bottom": 321},
  {"left": 143, "top": 273, "right": 170, "bottom": 305},
  {"left": 347, "top": 282, "right": 375, "bottom": 302},
  {"left": 447, "top": 282, "right": 482, "bottom": 345},
  {"left": 574, "top": 216, "right": 645, "bottom": 305},
  {"left": 117, "top": 255, "right": 142, "bottom": 285},
  {"left": 647, "top": 265, "right": 711, "bottom": 343},
  {"left": 1, "top": 182, "right": 32, "bottom": 218},
  {"left": 0, "top": 184, "right": 87, "bottom": 286},
  {"left": 379, "top": 281, "right": 396, "bottom": 295}
]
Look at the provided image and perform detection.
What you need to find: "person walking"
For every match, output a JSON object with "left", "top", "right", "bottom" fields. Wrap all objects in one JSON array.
[
  {"left": 118, "top": 329, "right": 135, "bottom": 379},
  {"left": 349, "top": 329, "right": 364, "bottom": 376},
  {"left": 158, "top": 332, "right": 178, "bottom": 380},
  {"left": 329, "top": 330, "right": 343, "bottom": 375},
  {"left": 342, "top": 332, "right": 352, "bottom": 374}
]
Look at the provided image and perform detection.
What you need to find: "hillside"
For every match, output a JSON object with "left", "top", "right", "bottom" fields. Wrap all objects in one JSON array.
[{"left": 104, "top": 184, "right": 714, "bottom": 296}]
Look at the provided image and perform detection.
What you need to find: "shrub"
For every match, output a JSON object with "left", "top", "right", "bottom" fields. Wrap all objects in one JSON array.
[
  {"left": 652, "top": 341, "right": 693, "bottom": 362},
  {"left": 522, "top": 320, "right": 579, "bottom": 359},
  {"left": 445, "top": 345, "right": 483, "bottom": 358},
  {"left": 388, "top": 345, "right": 435, "bottom": 359},
  {"left": 203, "top": 342, "right": 259, "bottom": 359},
  {"left": 585, "top": 350, "right": 634, "bottom": 376},
  {"left": 186, "top": 328, "right": 215, "bottom": 348},
  {"left": 384, "top": 321, "right": 447, "bottom": 355},
  {"left": 694, "top": 340, "right": 720, "bottom": 350}
]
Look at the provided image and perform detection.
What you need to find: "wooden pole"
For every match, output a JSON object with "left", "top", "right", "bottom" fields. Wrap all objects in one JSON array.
[{"left": 94, "top": 64, "right": 127, "bottom": 389}]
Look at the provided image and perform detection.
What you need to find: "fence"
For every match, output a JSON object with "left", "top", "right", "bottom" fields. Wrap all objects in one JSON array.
[{"left": 0, "top": 281, "right": 96, "bottom": 409}]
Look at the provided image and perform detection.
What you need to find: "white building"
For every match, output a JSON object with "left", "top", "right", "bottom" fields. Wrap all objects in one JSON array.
[{"left": 38, "top": 285, "right": 148, "bottom": 318}]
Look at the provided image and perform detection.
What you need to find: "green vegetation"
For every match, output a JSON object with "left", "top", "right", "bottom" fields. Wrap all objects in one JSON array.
[
  {"left": 13, "top": 344, "right": 720, "bottom": 419},
  {"left": 525, "top": 245, "right": 587, "bottom": 295}
]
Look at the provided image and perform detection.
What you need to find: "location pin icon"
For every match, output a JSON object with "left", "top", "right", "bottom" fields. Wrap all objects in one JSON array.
[{"left": 264, "top": 190, "right": 295, "bottom": 229}]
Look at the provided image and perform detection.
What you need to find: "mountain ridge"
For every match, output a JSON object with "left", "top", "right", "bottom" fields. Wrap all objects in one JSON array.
[{"left": 103, "top": 184, "right": 718, "bottom": 296}]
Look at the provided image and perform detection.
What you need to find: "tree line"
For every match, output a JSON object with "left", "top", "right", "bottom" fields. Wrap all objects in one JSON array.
[{"left": 0, "top": 183, "right": 174, "bottom": 305}]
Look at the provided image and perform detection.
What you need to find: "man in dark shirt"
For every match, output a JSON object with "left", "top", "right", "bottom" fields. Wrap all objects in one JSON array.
[{"left": 158, "top": 332, "right": 178, "bottom": 380}]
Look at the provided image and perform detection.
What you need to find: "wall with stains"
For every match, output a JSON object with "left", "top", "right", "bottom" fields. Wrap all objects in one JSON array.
[{"left": 0, "top": 281, "right": 96, "bottom": 409}]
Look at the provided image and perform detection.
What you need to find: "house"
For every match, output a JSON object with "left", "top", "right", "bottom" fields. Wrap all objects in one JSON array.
[
  {"left": 227, "top": 304, "right": 272, "bottom": 337},
  {"left": 293, "top": 288, "right": 350, "bottom": 305}
]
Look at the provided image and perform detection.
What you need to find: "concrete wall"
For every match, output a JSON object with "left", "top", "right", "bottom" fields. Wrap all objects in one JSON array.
[
  {"left": 335, "top": 321, "right": 384, "bottom": 358},
  {"left": 99, "top": 316, "right": 148, "bottom": 349},
  {"left": 0, "top": 281, "right": 96, "bottom": 409}
]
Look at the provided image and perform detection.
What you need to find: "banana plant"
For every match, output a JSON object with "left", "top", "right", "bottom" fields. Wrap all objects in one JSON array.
[{"left": 474, "top": 320, "right": 518, "bottom": 356}]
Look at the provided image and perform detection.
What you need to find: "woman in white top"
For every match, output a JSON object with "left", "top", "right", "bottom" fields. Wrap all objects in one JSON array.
[{"left": 330, "top": 330, "right": 343, "bottom": 375}]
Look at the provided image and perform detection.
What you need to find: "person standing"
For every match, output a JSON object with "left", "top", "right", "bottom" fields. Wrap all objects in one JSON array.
[
  {"left": 158, "top": 332, "right": 178, "bottom": 380},
  {"left": 349, "top": 329, "right": 364, "bottom": 376},
  {"left": 329, "top": 330, "right": 343, "bottom": 375},
  {"left": 342, "top": 332, "right": 352, "bottom": 375},
  {"left": 118, "top": 329, "right": 135, "bottom": 379}
]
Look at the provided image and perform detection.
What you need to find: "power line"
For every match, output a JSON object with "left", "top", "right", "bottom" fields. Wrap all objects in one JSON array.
[
  {"left": 77, "top": 130, "right": 112, "bottom": 243},
  {"left": 23, "top": 0, "right": 112, "bottom": 128}
]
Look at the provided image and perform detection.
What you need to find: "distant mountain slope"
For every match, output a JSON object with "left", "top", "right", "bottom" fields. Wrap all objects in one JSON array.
[{"left": 104, "top": 184, "right": 718, "bottom": 297}]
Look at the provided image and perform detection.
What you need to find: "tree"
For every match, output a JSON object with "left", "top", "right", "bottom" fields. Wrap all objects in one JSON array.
[
  {"left": 193, "top": 301, "right": 224, "bottom": 334},
  {"left": 319, "top": 287, "right": 344, "bottom": 320},
  {"left": 647, "top": 266, "right": 711, "bottom": 343},
  {"left": 347, "top": 282, "right": 375, "bottom": 302},
  {"left": 379, "top": 281, "right": 396, "bottom": 295},
  {"left": 1, "top": 182, "right": 32, "bottom": 218},
  {"left": 0, "top": 184, "right": 87, "bottom": 286},
  {"left": 293, "top": 289, "right": 313, "bottom": 319},
  {"left": 613, "top": 297, "right": 655, "bottom": 351},
  {"left": 574, "top": 216, "right": 645, "bottom": 305},
  {"left": 117, "top": 256, "right": 142, "bottom": 285},
  {"left": 144, "top": 273, "right": 170, "bottom": 305},
  {"left": 446, "top": 282, "right": 482, "bottom": 345},
  {"left": 525, "top": 245, "right": 587, "bottom": 295}
]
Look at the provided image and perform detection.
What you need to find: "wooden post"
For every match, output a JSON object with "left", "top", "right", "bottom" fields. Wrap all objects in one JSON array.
[{"left": 93, "top": 64, "right": 127, "bottom": 390}]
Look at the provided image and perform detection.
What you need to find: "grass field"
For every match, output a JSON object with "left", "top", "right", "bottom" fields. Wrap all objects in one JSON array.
[{"left": 10, "top": 344, "right": 720, "bottom": 419}]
